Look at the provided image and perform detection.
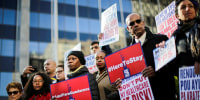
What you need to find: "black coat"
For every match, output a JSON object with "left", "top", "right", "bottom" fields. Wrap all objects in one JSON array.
[
  {"left": 67, "top": 66, "right": 100, "bottom": 100},
  {"left": 129, "top": 27, "right": 176, "bottom": 100},
  {"left": 170, "top": 17, "right": 200, "bottom": 76}
]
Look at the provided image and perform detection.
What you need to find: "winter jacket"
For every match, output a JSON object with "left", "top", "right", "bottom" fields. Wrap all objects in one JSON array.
[{"left": 96, "top": 70, "right": 120, "bottom": 100}]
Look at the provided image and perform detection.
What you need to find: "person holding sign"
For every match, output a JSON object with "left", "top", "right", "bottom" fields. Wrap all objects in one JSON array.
[
  {"left": 90, "top": 34, "right": 112, "bottom": 55},
  {"left": 22, "top": 72, "right": 52, "bottom": 100},
  {"left": 67, "top": 51, "right": 100, "bottom": 100},
  {"left": 115, "top": 13, "right": 176, "bottom": 100},
  {"left": 95, "top": 51, "right": 120, "bottom": 100},
  {"left": 157, "top": 0, "right": 200, "bottom": 75}
]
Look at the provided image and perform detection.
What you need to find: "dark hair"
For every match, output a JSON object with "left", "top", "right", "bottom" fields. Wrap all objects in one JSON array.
[
  {"left": 175, "top": 0, "right": 199, "bottom": 14},
  {"left": 57, "top": 65, "right": 64, "bottom": 69},
  {"left": 97, "top": 50, "right": 107, "bottom": 56},
  {"left": 91, "top": 41, "right": 99, "bottom": 46},
  {"left": 22, "top": 72, "right": 52, "bottom": 100},
  {"left": 6, "top": 82, "right": 23, "bottom": 93}
]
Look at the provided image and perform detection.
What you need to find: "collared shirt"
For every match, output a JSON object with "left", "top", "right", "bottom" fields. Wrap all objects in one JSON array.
[{"left": 135, "top": 32, "right": 146, "bottom": 45}]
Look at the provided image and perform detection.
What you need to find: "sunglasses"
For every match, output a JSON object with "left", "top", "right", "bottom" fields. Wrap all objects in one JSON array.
[
  {"left": 8, "top": 91, "right": 19, "bottom": 95},
  {"left": 129, "top": 19, "right": 142, "bottom": 26}
]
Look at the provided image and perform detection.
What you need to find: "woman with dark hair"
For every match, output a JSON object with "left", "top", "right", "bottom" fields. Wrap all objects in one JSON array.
[
  {"left": 166, "top": 0, "right": 200, "bottom": 75},
  {"left": 67, "top": 51, "right": 100, "bottom": 100},
  {"left": 6, "top": 82, "right": 23, "bottom": 100},
  {"left": 157, "top": 0, "right": 200, "bottom": 75},
  {"left": 95, "top": 51, "right": 120, "bottom": 100},
  {"left": 22, "top": 72, "right": 52, "bottom": 100}
]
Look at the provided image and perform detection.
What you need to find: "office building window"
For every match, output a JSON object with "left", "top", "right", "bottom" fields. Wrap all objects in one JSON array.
[{"left": 3, "top": 9, "right": 16, "bottom": 25}]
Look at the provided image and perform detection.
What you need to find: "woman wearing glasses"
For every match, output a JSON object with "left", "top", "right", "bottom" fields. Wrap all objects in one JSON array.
[
  {"left": 22, "top": 72, "right": 52, "bottom": 100},
  {"left": 6, "top": 82, "right": 23, "bottom": 100}
]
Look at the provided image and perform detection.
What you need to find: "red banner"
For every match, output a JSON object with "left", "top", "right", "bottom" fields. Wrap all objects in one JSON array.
[
  {"left": 105, "top": 43, "right": 147, "bottom": 83},
  {"left": 50, "top": 75, "right": 92, "bottom": 100}
]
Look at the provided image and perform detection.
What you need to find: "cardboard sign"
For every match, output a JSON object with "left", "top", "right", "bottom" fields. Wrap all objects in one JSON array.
[
  {"left": 50, "top": 75, "right": 92, "bottom": 100},
  {"left": 99, "top": 3, "right": 119, "bottom": 46},
  {"left": 179, "top": 66, "right": 200, "bottom": 100},
  {"left": 85, "top": 54, "right": 98, "bottom": 74},
  {"left": 155, "top": 1, "right": 178, "bottom": 38},
  {"left": 119, "top": 73, "right": 154, "bottom": 100},
  {"left": 153, "top": 36, "right": 176, "bottom": 71},
  {"left": 105, "top": 43, "right": 147, "bottom": 83}
]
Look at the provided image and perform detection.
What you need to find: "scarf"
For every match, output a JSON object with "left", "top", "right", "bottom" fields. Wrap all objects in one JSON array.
[{"left": 173, "top": 17, "right": 200, "bottom": 62}]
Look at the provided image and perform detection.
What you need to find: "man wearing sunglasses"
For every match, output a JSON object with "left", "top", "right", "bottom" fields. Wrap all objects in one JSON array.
[{"left": 115, "top": 13, "right": 176, "bottom": 100}]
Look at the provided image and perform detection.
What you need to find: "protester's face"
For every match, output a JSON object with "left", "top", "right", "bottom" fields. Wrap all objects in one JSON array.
[
  {"left": 56, "top": 67, "right": 65, "bottom": 81},
  {"left": 96, "top": 52, "right": 106, "bottom": 69},
  {"left": 67, "top": 55, "right": 81, "bottom": 71},
  {"left": 126, "top": 14, "right": 145, "bottom": 39},
  {"left": 32, "top": 75, "right": 44, "bottom": 91},
  {"left": 177, "top": 0, "right": 196, "bottom": 21},
  {"left": 90, "top": 43, "right": 101, "bottom": 54},
  {"left": 8, "top": 88, "right": 22, "bottom": 100},
  {"left": 44, "top": 60, "right": 56, "bottom": 75}
]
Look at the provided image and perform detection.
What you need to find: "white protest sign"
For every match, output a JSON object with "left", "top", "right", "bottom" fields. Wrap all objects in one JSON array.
[
  {"left": 153, "top": 36, "right": 176, "bottom": 71},
  {"left": 155, "top": 1, "right": 178, "bottom": 38},
  {"left": 85, "top": 54, "right": 98, "bottom": 74},
  {"left": 64, "top": 43, "right": 81, "bottom": 79},
  {"left": 99, "top": 3, "right": 119, "bottom": 47},
  {"left": 118, "top": 73, "right": 154, "bottom": 100},
  {"left": 179, "top": 66, "right": 200, "bottom": 100}
]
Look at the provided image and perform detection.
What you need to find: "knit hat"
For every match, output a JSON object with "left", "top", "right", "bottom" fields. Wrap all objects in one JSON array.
[
  {"left": 176, "top": 0, "right": 199, "bottom": 8},
  {"left": 67, "top": 51, "right": 86, "bottom": 65}
]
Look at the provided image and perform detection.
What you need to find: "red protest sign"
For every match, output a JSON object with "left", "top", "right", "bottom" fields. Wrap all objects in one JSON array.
[
  {"left": 50, "top": 75, "right": 92, "bottom": 100},
  {"left": 105, "top": 43, "right": 147, "bottom": 83}
]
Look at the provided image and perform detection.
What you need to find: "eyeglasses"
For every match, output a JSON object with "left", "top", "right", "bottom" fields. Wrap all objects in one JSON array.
[
  {"left": 8, "top": 91, "right": 19, "bottom": 95},
  {"left": 129, "top": 19, "right": 142, "bottom": 26},
  {"left": 91, "top": 46, "right": 99, "bottom": 50},
  {"left": 56, "top": 70, "right": 64, "bottom": 74},
  {"left": 33, "top": 80, "right": 44, "bottom": 83}
]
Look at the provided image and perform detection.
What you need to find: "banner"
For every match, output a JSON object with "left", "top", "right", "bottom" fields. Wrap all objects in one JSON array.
[
  {"left": 85, "top": 54, "right": 98, "bottom": 74},
  {"left": 179, "top": 66, "right": 200, "bottom": 100},
  {"left": 155, "top": 1, "right": 178, "bottom": 38},
  {"left": 99, "top": 3, "right": 119, "bottom": 46},
  {"left": 50, "top": 75, "right": 92, "bottom": 100},
  {"left": 153, "top": 36, "right": 176, "bottom": 71},
  {"left": 105, "top": 43, "right": 147, "bottom": 83},
  {"left": 119, "top": 73, "right": 154, "bottom": 100}
]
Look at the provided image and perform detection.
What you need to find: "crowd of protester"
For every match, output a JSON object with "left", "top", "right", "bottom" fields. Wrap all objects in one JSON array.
[{"left": 6, "top": 0, "right": 200, "bottom": 100}]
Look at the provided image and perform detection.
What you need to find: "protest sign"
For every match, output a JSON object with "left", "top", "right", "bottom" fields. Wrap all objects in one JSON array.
[
  {"left": 105, "top": 43, "right": 147, "bottom": 83},
  {"left": 64, "top": 43, "right": 81, "bottom": 79},
  {"left": 99, "top": 3, "right": 119, "bottom": 47},
  {"left": 85, "top": 54, "right": 98, "bottom": 74},
  {"left": 119, "top": 73, "right": 154, "bottom": 100},
  {"left": 153, "top": 36, "right": 176, "bottom": 71},
  {"left": 179, "top": 66, "right": 200, "bottom": 100},
  {"left": 155, "top": 1, "right": 178, "bottom": 38},
  {"left": 50, "top": 75, "right": 92, "bottom": 100}
]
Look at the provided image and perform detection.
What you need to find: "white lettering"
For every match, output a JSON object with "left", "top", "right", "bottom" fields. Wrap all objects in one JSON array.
[{"left": 108, "top": 55, "right": 143, "bottom": 72}]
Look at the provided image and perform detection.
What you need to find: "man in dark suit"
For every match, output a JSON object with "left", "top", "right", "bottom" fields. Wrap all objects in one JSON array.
[{"left": 116, "top": 13, "right": 176, "bottom": 100}]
